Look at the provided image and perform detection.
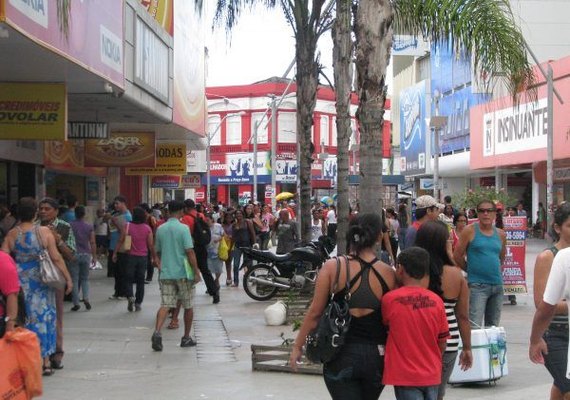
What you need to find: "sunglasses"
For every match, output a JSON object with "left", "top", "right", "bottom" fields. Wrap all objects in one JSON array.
[{"left": 477, "top": 208, "right": 496, "bottom": 214}]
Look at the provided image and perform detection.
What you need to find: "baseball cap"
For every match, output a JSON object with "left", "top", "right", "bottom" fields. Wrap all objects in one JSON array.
[{"left": 415, "top": 195, "right": 444, "bottom": 210}]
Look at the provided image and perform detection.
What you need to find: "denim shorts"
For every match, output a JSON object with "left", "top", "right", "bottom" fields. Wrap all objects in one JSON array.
[
  {"left": 543, "top": 325, "right": 570, "bottom": 393},
  {"left": 323, "top": 342, "right": 385, "bottom": 400}
]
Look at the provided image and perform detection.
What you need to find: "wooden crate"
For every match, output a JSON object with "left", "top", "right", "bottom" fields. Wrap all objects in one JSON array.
[
  {"left": 251, "top": 344, "right": 323, "bottom": 375},
  {"left": 274, "top": 289, "right": 314, "bottom": 324}
]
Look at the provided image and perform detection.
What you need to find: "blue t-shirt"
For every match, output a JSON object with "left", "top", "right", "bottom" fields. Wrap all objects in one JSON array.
[
  {"left": 155, "top": 218, "right": 194, "bottom": 280},
  {"left": 109, "top": 210, "right": 132, "bottom": 251},
  {"left": 61, "top": 209, "right": 76, "bottom": 223},
  {"left": 466, "top": 223, "right": 503, "bottom": 285}
]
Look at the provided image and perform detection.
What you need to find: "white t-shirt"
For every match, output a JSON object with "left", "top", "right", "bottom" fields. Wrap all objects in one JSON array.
[
  {"left": 327, "top": 209, "right": 337, "bottom": 224},
  {"left": 543, "top": 247, "right": 570, "bottom": 379}
]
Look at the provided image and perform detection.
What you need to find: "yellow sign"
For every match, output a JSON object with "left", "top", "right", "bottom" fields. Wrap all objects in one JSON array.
[
  {"left": 125, "top": 143, "right": 187, "bottom": 175},
  {"left": 84, "top": 132, "right": 156, "bottom": 167},
  {"left": 0, "top": 83, "right": 67, "bottom": 140}
]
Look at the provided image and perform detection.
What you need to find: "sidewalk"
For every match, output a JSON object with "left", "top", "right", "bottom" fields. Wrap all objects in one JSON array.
[{"left": 40, "top": 239, "right": 553, "bottom": 399}]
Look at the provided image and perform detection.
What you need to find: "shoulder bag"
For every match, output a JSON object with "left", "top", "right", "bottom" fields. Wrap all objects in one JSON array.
[
  {"left": 35, "top": 227, "right": 66, "bottom": 290},
  {"left": 305, "top": 255, "right": 351, "bottom": 364},
  {"left": 119, "top": 223, "right": 132, "bottom": 252}
]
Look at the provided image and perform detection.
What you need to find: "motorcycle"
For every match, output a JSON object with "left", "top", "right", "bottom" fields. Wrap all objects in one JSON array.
[{"left": 240, "top": 236, "right": 336, "bottom": 301}]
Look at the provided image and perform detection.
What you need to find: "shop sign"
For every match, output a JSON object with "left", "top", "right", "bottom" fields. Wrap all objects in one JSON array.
[
  {"left": 125, "top": 143, "right": 186, "bottom": 175},
  {"left": 483, "top": 98, "right": 547, "bottom": 157},
  {"left": 84, "top": 132, "right": 156, "bottom": 167},
  {"left": 151, "top": 175, "right": 180, "bottom": 189},
  {"left": 68, "top": 122, "right": 109, "bottom": 139},
  {"left": 502, "top": 216, "right": 528, "bottom": 294},
  {"left": 180, "top": 174, "right": 202, "bottom": 188},
  {"left": 195, "top": 192, "right": 205, "bottom": 200},
  {"left": 276, "top": 160, "right": 297, "bottom": 183},
  {"left": 44, "top": 140, "right": 107, "bottom": 177},
  {"left": 139, "top": 0, "right": 174, "bottom": 36},
  {"left": 0, "top": 83, "right": 67, "bottom": 140}
]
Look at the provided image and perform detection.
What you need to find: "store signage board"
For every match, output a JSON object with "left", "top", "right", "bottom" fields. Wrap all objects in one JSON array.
[
  {"left": 84, "top": 132, "right": 156, "bottom": 167},
  {"left": 125, "top": 143, "right": 187, "bottom": 175},
  {"left": 68, "top": 122, "right": 109, "bottom": 139},
  {"left": 0, "top": 83, "right": 67, "bottom": 140},
  {"left": 180, "top": 174, "right": 202, "bottom": 188}
]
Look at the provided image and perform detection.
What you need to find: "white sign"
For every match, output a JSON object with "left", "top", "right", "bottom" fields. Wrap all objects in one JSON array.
[
  {"left": 195, "top": 192, "right": 204, "bottom": 200},
  {"left": 10, "top": 0, "right": 48, "bottom": 28},
  {"left": 275, "top": 159, "right": 297, "bottom": 183},
  {"left": 483, "top": 98, "right": 548, "bottom": 157},
  {"left": 101, "top": 25, "right": 124, "bottom": 74}
]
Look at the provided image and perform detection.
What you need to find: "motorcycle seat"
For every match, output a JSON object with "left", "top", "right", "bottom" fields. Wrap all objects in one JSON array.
[{"left": 244, "top": 248, "right": 292, "bottom": 263}]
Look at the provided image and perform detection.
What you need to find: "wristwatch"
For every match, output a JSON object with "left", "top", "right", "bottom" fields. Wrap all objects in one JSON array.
[{"left": 4, "top": 316, "right": 14, "bottom": 323}]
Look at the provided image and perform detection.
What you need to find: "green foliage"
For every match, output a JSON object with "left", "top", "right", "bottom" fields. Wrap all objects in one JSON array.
[
  {"left": 453, "top": 186, "right": 517, "bottom": 210},
  {"left": 280, "top": 332, "right": 294, "bottom": 346}
]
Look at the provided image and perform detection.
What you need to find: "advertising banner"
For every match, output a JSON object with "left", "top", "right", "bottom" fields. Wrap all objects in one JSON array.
[
  {"left": 84, "top": 132, "right": 155, "bottom": 167},
  {"left": 44, "top": 140, "right": 107, "bottom": 177},
  {"left": 275, "top": 153, "right": 298, "bottom": 183},
  {"left": 139, "top": 0, "right": 173, "bottom": 36},
  {"left": 172, "top": 0, "right": 205, "bottom": 135},
  {"left": 399, "top": 80, "right": 427, "bottom": 175},
  {"left": 151, "top": 175, "right": 180, "bottom": 189},
  {"left": 0, "top": 83, "right": 66, "bottom": 140},
  {"left": 502, "top": 216, "right": 528, "bottom": 294},
  {"left": 4, "top": 0, "right": 124, "bottom": 87},
  {"left": 180, "top": 174, "right": 202, "bottom": 189},
  {"left": 207, "top": 152, "right": 271, "bottom": 184},
  {"left": 125, "top": 143, "right": 186, "bottom": 175}
]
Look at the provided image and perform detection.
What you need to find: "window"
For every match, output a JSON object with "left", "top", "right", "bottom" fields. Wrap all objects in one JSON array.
[
  {"left": 208, "top": 115, "right": 221, "bottom": 146},
  {"left": 251, "top": 113, "right": 268, "bottom": 144},
  {"left": 320, "top": 116, "right": 330, "bottom": 146},
  {"left": 226, "top": 115, "right": 243, "bottom": 145},
  {"left": 278, "top": 112, "right": 297, "bottom": 143}
]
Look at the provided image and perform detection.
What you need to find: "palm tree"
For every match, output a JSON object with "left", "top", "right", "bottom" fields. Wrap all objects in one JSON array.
[
  {"left": 353, "top": 0, "right": 534, "bottom": 214},
  {"left": 212, "top": 1, "right": 333, "bottom": 241}
]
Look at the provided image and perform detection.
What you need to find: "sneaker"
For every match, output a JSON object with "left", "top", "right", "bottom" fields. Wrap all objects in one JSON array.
[
  {"left": 71, "top": 305, "right": 80, "bottom": 312},
  {"left": 180, "top": 336, "right": 197, "bottom": 347},
  {"left": 151, "top": 332, "right": 163, "bottom": 351},
  {"left": 213, "top": 293, "right": 220, "bottom": 304},
  {"left": 135, "top": 303, "right": 142, "bottom": 312},
  {"left": 127, "top": 297, "right": 135, "bottom": 312},
  {"left": 84, "top": 301, "right": 92, "bottom": 311},
  {"left": 108, "top": 295, "right": 120, "bottom": 300}
]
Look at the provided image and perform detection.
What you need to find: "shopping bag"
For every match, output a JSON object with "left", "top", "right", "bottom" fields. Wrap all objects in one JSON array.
[
  {"left": 218, "top": 236, "right": 230, "bottom": 261},
  {"left": 0, "top": 328, "right": 43, "bottom": 399},
  {"left": 91, "top": 260, "right": 103, "bottom": 270}
]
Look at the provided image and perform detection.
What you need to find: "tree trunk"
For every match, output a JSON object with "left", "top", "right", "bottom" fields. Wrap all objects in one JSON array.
[
  {"left": 332, "top": 0, "right": 353, "bottom": 255},
  {"left": 354, "top": 0, "right": 393, "bottom": 215},
  {"left": 293, "top": 1, "right": 324, "bottom": 242}
]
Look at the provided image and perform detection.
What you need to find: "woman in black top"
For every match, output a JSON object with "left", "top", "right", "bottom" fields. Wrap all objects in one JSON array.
[{"left": 290, "top": 213, "right": 396, "bottom": 400}]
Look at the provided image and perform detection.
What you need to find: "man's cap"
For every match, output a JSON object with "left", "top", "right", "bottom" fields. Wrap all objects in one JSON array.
[{"left": 415, "top": 195, "right": 444, "bottom": 210}]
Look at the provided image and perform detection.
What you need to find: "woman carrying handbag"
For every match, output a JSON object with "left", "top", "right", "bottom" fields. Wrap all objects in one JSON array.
[
  {"left": 290, "top": 212, "right": 396, "bottom": 400},
  {"left": 1, "top": 197, "right": 72, "bottom": 376}
]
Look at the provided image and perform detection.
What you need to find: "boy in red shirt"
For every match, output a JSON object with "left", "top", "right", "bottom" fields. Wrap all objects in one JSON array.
[{"left": 382, "top": 247, "right": 449, "bottom": 400}]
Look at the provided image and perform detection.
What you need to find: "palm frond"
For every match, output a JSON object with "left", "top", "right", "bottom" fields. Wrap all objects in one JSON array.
[
  {"left": 213, "top": 0, "right": 279, "bottom": 34},
  {"left": 392, "top": 0, "right": 535, "bottom": 100},
  {"left": 56, "top": 0, "right": 71, "bottom": 40}
]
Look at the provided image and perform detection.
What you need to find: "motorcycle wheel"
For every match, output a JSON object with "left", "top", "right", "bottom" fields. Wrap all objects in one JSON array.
[{"left": 243, "top": 264, "right": 280, "bottom": 301}]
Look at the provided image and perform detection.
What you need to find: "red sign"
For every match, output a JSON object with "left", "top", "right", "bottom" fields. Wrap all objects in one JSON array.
[{"left": 502, "top": 216, "right": 528, "bottom": 294}]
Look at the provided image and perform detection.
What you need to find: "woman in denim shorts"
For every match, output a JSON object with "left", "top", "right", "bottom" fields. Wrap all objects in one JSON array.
[{"left": 533, "top": 203, "right": 570, "bottom": 399}]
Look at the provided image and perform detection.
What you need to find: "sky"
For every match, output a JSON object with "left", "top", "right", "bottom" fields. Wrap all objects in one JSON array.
[{"left": 205, "top": 4, "right": 334, "bottom": 87}]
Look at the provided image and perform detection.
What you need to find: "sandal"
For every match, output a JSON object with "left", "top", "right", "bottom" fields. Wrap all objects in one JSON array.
[
  {"left": 43, "top": 365, "right": 54, "bottom": 376},
  {"left": 226, "top": 279, "right": 232, "bottom": 286},
  {"left": 167, "top": 319, "right": 179, "bottom": 330}
]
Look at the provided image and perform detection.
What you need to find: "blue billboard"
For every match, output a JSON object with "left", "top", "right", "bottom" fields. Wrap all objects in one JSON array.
[
  {"left": 400, "top": 80, "right": 427, "bottom": 176},
  {"left": 431, "top": 41, "right": 454, "bottom": 95}
]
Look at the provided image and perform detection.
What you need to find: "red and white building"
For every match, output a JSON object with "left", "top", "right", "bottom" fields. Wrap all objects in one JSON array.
[{"left": 200, "top": 78, "right": 392, "bottom": 206}]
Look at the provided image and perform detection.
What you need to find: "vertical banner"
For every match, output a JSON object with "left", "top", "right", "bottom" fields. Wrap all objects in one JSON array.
[
  {"left": 502, "top": 216, "right": 528, "bottom": 294},
  {"left": 399, "top": 80, "right": 427, "bottom": 175}
]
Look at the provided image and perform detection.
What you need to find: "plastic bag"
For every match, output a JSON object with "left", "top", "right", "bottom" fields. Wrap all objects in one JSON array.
[
  {"left": 91, "top": 260, "right": 103, "bottom": 270},
  {"left": 0, "top": 328, "right": 43, "bottom": 399},
  {"left": 264, "top": 301, "right": 287, "bottom": 326},
  {"left": 218, "top": 236, "right": 229, "bottom": 262}
]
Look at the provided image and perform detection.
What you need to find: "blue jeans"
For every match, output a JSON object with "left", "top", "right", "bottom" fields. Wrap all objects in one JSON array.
[
  {"left": 468, "top": 283, "right": 503, "bottom": 328},
  {"left": 543, "top": 325, "right": 570, "bottom": 393},
  {"left": 323, "top": 342, "right": 385, "bottom": 400},
  {"left": 232, "top": 247, "right": 252, "bottom": 285},
  {"left": 394, "top": 385, "right": 439, "bottom": 400},
  {"left": 70, "top": 253, "right": 91, "bottom": 305}
]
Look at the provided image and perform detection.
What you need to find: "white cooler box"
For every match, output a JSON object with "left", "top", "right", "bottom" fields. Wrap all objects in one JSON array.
[{"left": 449, "top": 327, "right": 508, "bottom": 383}]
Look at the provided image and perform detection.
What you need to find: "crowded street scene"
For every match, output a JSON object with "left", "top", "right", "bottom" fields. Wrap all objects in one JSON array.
[{"left": 1, "top": 1, "right": 570, "bottom": 400}]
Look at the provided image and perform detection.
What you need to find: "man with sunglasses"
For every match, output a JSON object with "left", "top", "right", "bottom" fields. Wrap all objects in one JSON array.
[
  {"left": 453, "top": 200, "right": 507, "bottom": 328},
  {"left": 403, "top": 195, "right": 443, "bottom": 249}
]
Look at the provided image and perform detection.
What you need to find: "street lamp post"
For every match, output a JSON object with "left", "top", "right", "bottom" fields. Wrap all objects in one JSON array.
[
  {"left": 206, "top": 111, "right": 245, "bottom": 205},
  {"left": 429, "top": 91, "right": 447, "bottom": 201}
]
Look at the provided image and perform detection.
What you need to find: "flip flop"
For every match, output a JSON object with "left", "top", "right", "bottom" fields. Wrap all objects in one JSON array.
[{"left": 167, "top": 319, "right": 179, "bottom": 330}]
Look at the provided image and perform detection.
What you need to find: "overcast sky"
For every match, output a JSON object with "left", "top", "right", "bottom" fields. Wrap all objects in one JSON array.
[{"left": 205, "top": 4, "right": 334, "bottom": 88}]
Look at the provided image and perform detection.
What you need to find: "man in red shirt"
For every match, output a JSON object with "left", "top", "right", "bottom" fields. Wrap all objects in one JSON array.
[
  {"left": 382, "top": 247, "right": 449, "bottom": 400},
  {"left": 181, "top": 199, "right": 218, "bottom": 304}
]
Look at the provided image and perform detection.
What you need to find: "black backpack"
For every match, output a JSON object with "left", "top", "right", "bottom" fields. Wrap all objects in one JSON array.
[{"left": 191, "top": 214, "right": 211, "bottom": 247}]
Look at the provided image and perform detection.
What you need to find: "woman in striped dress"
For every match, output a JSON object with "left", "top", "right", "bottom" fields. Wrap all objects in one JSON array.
[{"left": 416, "top": 220, "right": 472, "bottom": 400}]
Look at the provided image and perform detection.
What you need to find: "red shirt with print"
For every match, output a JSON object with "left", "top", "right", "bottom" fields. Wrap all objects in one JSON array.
[{"left": 382, "top": 286, "right": 449, "bottom": 386}]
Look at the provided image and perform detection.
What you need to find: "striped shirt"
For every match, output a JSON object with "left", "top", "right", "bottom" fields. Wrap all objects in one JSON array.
[{"left": 443, "top": 298, "right": 460, "bottom": 352}]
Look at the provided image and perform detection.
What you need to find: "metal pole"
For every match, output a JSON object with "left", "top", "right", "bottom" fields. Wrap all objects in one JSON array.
[
  {"left": 547, "top": 65, "right": 554, "bottom": 237},
  {"left": 253, "top": 120, "right": 258, "bottom": 203},
  {"left": 270, "top": 95, "right": 277, "bottom": 211},
  {"left": 206, "top": 133, "right": 211, "bottom": 205},
  {"left": 433, "top": 96, "right": 440, "bottom": 201}
]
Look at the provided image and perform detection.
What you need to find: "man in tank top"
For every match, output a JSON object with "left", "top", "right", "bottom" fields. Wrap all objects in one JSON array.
[{"left": 453, "top": 200, "right": 506, "bottom": 328}]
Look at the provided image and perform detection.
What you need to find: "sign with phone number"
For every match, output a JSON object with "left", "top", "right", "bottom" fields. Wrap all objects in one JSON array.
[{"left": 502, "top": 217, "right": 527, "bottom": 294}]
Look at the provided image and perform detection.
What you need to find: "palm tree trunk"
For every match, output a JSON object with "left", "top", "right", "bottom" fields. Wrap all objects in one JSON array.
[
  {"left": 354, "top": 0, "right": 393, "bottom": 215},
  {"left": 293, "top": 1, "right": 324, "bottom": 242},
  {"left": 332, "top": 0, "right": 353, "bottom": 255}
]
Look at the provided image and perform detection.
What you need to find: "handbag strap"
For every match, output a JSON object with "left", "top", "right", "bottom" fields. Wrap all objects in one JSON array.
[
  {"left": 344, "top": 255, "right": 351, "bottom": 301},
  {"left": 34, "top": 225, "right": 47, "bottom": 251},
  {"left": 330, "top": 257, "right": 342, "bottom": 300}
]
